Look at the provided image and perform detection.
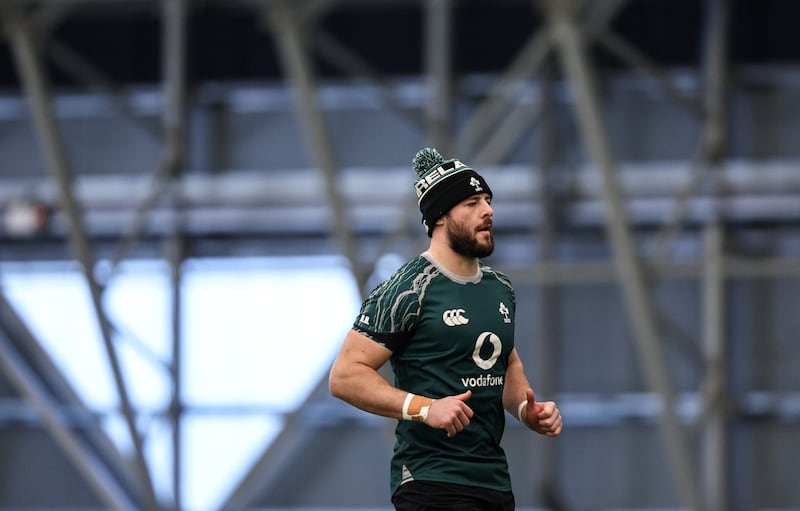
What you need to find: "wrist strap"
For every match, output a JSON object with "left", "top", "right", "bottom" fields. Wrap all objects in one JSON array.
[
  {"left": 517, "top": 399, "right": 528, "bottom": 425},
  {"left": 403, "top": 393, "right": 433, "bottom": 422}
]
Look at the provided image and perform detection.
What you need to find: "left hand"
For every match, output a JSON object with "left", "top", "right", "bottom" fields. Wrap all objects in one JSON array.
[{"left": 522, "top": 388, "right": 562, "bottom": 437}]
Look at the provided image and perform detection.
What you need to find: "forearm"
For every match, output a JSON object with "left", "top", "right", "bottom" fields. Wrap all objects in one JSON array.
[
  {"left": 503, "top": 348, "right": 563, "bottom": 436},
  {"left": 329, "top": 360, "right": 407, "bottom": 419},
  {"left": 329, "top": 330, "right": 472, "bottom": 435},
  {"left": 502, "top": 351, "right": 531, "bottom": 419}
]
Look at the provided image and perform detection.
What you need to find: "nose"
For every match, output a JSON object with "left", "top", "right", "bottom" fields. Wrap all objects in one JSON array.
[{"left": 483, "top": 199, "right": 494, "bottom": 217}]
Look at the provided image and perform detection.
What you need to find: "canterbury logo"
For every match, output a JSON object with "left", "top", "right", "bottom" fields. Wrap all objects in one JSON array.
[{"left": 442, "top": 308, "right": 469, "bottom": 326}]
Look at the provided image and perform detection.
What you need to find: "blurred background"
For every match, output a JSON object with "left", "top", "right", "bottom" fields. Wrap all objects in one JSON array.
[{"left": 0, "top": 0, "right": 799, "bottom": 510}]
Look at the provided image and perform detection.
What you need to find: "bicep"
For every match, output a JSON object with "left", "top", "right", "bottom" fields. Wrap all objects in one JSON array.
[
  {"left": 332, "top": 329, "right": 393, "bottom": 373},
  {"left": 329, "top": 329, "right": 403, "bottom": 416}
]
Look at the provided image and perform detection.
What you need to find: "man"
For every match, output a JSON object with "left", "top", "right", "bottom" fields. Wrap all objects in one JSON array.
[{"left": 329, "top": 147, "right": 562, "bottom": 510}]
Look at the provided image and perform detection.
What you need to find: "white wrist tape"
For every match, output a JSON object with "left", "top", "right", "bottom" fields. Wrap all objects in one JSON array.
[
  {"left": 517, "top": 399, "right": 528, "bottom": 425},
  {"left": 402, "top": 393, "right": 432, "bottom": 422}
]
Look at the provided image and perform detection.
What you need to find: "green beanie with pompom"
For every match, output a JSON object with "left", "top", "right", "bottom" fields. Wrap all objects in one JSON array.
[{"left": 411, "top": 147, "right": 493, "bottom": 237}]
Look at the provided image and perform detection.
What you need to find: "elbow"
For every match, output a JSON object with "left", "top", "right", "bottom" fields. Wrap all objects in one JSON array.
[{"left": 328, "top": 366, "right": 346, "bottom": 401}]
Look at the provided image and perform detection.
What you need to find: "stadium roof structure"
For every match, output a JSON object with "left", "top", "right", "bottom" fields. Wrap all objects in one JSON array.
[{"left": 1, "top": 1, "right": 800, "bottom": 510}]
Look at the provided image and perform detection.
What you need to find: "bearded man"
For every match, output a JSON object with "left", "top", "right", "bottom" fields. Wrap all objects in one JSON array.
[{"left": 329, "top": 147, "right": 563, "bottom": 511}]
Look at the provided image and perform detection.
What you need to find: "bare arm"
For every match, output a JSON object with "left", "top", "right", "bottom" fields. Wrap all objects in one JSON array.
[
  {"left": 502, "top": 348, "right": 563, "bottom": 437},
  {"left": 502, "top": 348, "right": 532, "bottom": 415},
  {"left": 329, "top": 329, "right": 474, "bottom": 436},
  {"left": 328, "top": 329, "right": 405, "bottom": 418}
]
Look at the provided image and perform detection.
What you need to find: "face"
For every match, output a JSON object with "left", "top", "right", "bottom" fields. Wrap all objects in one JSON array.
[{"left": 443, "top": 193, "right": 494, "bottom": 258}]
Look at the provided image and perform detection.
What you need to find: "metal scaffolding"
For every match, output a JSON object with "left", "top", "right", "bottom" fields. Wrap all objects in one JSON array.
[{"left": 0, "top": 0, "right": 798, "bottom": 510}]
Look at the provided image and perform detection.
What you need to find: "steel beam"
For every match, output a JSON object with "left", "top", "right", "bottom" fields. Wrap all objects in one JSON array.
[
  {"left": 456, "top": 0, "right": 629, "bottom": 160},
  {"left": 307, "top": 31, "right": 429, "bottom": 264},
  {"left": 652, "top": 0, "right": 729, "bottom": 264},
  {"left": 542, "top": 0, "right": 703, "bottom": 509},
  {"left": 266, "top": 1, "right": 361, "bottom": 286},
  {"left": 472, "top": 92, "right": 543, "bottom": 167},
  {"left": 158, "top": 2, "right": 190, "bottom": 508},
  {"left": 312, "top": 29, "right": 424, "bottom": 128},
  {"left": 698, "top": 1, "right": 730, "bottom": 509},
  {"left": 424, "top": 0, "right": 453, "bottom": 152},
  {"left": 530, "top": 58, "right": 569, "bottom": 508},
  {"left": 166, "top": 234, "right": 185, "bottom": 511},
  {"left": 33, "top": 1, "right": 161, "bottom": 140},
  {"left": 361, "top": 0, "right": 457, "bottom": 264},
  {"left": 219, "top": 4, "right": 366, "bottom": 509},
  {"left": 595, "top": 29, "right": 704, "bottom": 119},
  {"left": 219, "top": 384, "right": 333, "bottom": 510},
  {"left": 371, "top": 0, "right": 458, "bottom": 253},
  {"left": 45, "top": 37, "right": 162, "bottom": 141},
  {"left": 108, "top": 0, "right": 189, "bottom": 270},
  {"left": 0, "top": 320, "right": 138, "bottom": 511},
  {"left": 505, "top": 256, "right": 800, "bottom": 286},
  {"left": 4, "top": 13, "right": 160, "bottom": 510},
  {"left": 0, "top": 287, "right": 143, "bottom": 508},
  {"left": 455, "top": 20, "right": 552, "bottom": 157},
  {"left": 700, "top": 0, "right": 728, "bottom": 164},
  {"left": 347, "top": 0, "right": 456, "bottom": 268},
  {"left": 161, "top": 0, "right": 187, "bottom": 149},
  {"left": 701, "top": 221, "right": 727, "bottom": 511}
]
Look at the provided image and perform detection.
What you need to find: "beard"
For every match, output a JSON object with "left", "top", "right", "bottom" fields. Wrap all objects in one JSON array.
[{"left": 446, "top": 216, "right": 494, "bottom": 258}]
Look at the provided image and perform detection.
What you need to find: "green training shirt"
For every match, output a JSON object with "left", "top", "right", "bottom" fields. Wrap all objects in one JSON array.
[{"left": 353, "top": 251, "right": 516, "bottom": 496}]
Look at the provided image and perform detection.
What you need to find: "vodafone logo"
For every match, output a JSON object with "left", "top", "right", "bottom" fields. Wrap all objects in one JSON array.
[
  {"left": 472, "top": 332, "right": 502, "bottom": 370},
  {"left": 442, "top": 308, "right": 469, "bottom": 326}
]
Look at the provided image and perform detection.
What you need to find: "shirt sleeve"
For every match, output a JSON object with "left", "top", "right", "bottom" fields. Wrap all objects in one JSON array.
[{"left": 352, "top": 261, "right": 432, "bottom": 353}]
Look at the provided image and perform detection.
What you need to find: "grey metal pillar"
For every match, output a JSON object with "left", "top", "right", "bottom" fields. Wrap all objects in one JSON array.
[
  {"left": 543, "top": 0, "right": 703, "bottom": 509},
  {"left": 702, "top": 221, "right": 726, "bottom": 511},
  {"left": 161, "top": 1, "right": 189, "bottom": 508},
  {"left": 424, "top": 0, "right": 453, "bottom": 152},
  {"left": 699, "top": 1, "right": 730, "bottom": 509},
  {"left": 531, "top": 57, "right": 567, "bottom": 508},
  {"left": 166, "top": 234, "right": 185, "bottom": 511},
  {"left": 162, "top": 0, "right": 188, "bottom": 160},
  {"left": 700, "top": 0, "right": 728, "bottom": 163},
  {"left": 5, "top": 14, "right": 160, "bottom": 511}
]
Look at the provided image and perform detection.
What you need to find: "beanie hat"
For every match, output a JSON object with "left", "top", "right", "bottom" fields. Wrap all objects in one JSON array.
[{"left": 412, "top": 147, "right": 493, "bottom": 237}]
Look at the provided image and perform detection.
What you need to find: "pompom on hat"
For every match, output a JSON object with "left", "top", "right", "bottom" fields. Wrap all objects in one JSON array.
[{"left": 412, "top": 147, "right": 493, "bottom": 237}]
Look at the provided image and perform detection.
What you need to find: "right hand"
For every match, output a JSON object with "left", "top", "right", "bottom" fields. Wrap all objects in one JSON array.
[{"left": 424, "top": 390, "right": 474, "bottom": 437}]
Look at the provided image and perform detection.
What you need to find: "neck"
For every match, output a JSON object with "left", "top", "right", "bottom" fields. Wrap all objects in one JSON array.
[{"left": 427, "top": 241, "right": 479, "bottom": 277}]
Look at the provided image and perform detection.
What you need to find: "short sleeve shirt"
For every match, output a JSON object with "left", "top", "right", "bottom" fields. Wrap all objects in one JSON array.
[{"left": 353, "top": 252, "right": 516, "bottom": 495}]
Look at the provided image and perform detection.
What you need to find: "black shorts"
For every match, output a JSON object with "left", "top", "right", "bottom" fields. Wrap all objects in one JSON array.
[{"left": 391, "top": 480, "right": 515, "bottom": 511}]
